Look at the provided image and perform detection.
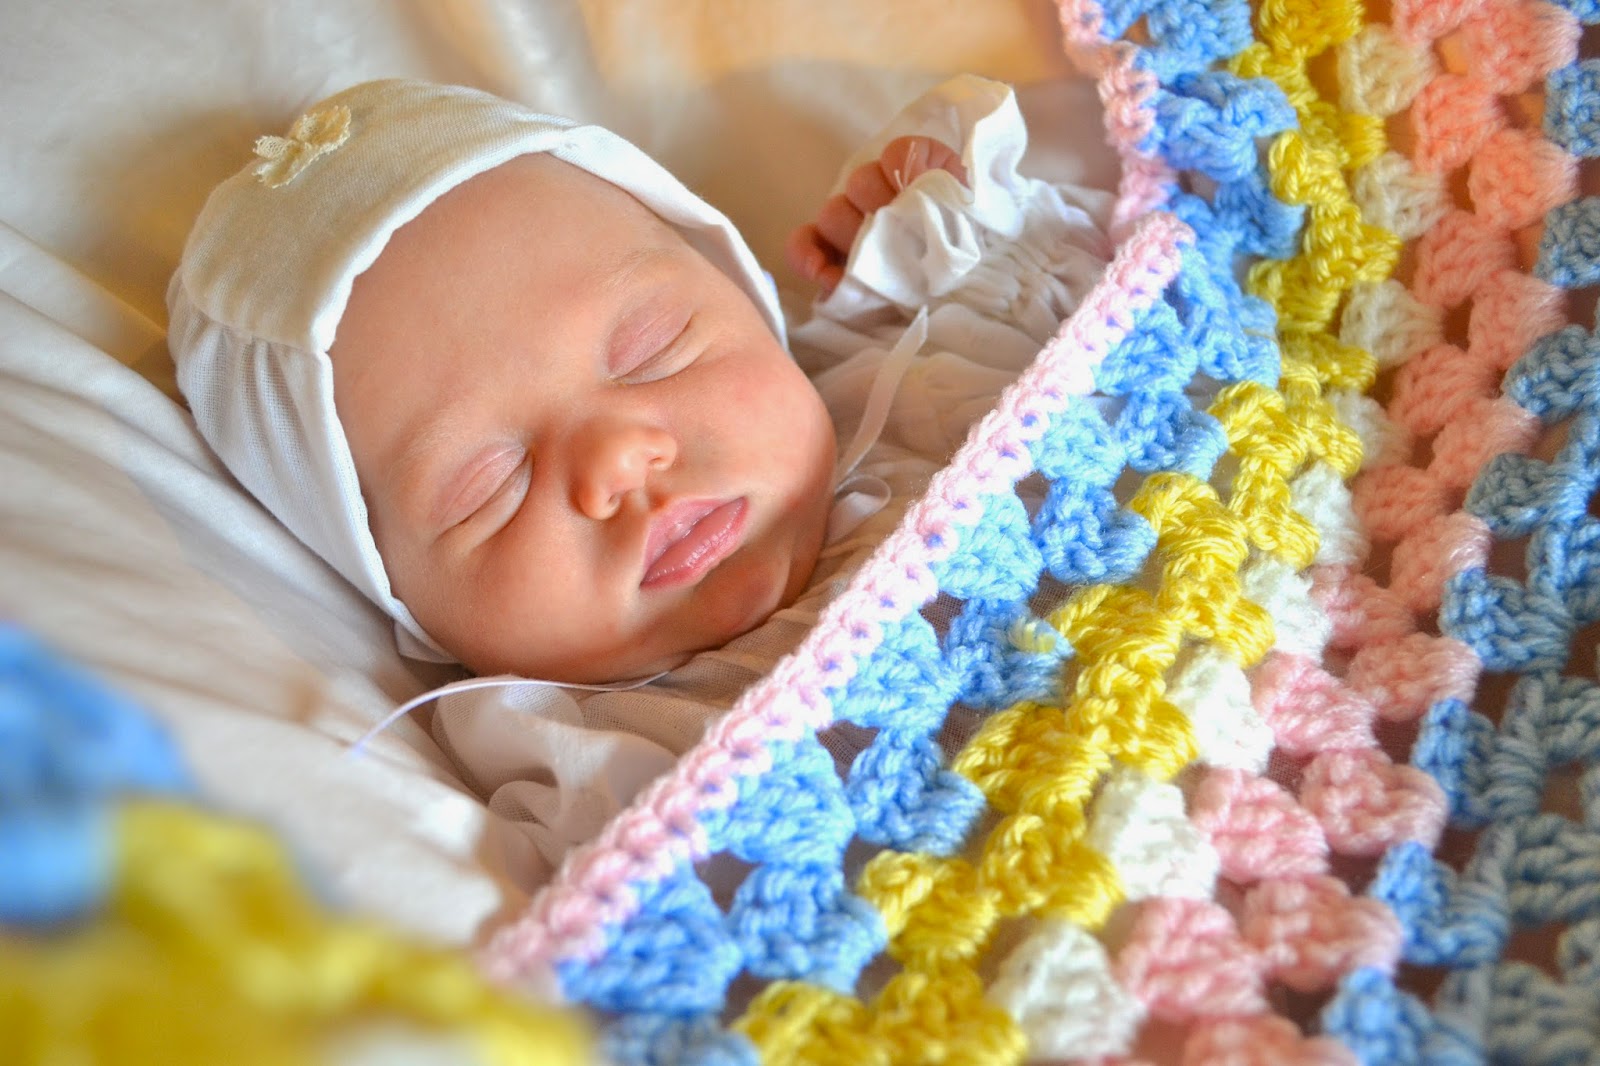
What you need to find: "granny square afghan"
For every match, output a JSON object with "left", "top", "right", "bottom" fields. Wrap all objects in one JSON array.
[
  {"left": 474, "top": 0, "right": 1600, "bottom": 1062},
  {"left": 8, "top": 0, "right": 1600, "bottom": 1060}
]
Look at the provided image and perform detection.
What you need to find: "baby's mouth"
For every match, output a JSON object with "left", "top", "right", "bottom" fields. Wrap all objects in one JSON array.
[{"left": 641, "top": 498, "right": 749, "bottom": 589}]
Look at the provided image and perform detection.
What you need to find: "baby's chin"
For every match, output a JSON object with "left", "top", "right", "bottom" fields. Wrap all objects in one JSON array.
[
  {"left": 441, "top": 536, "right": 826, "bottom": 686},
  {"left": 697, "top": 539, "right": 820, "bottom": 644},
  {"left": 567, "top": 574, "right": 800, "bottom": 684},
  {"left": 448, "top": 610, "right": 735, "bottom": 686},
  {"left": 452, "top": 643, "right": 684, "bottom": 687}
]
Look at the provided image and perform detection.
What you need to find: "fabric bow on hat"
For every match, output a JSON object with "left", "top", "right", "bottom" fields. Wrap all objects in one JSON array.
[{"left": 254, "top": 105, "right": 351, "bottom": 188}]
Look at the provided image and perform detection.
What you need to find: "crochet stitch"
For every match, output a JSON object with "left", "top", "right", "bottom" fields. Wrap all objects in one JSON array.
[
  {"left": 13, "top": 0, "right": 1600, "bottom": 1058},
  {"left": 472, "top": 0, "right": 1600, "bottom": 1061},
  {"left": 1, "top": 625, "right": 588, "bottom": 1066}
]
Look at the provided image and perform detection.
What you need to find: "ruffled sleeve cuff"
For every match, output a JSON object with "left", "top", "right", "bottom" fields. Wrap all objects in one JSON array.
[{"left": 814, "top": 74, "right": 1115, "bottom": 344}]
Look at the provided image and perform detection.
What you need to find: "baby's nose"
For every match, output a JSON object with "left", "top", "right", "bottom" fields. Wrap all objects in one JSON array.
[{"left": 572, "top": 422, "right": 676, "bottom": 519}]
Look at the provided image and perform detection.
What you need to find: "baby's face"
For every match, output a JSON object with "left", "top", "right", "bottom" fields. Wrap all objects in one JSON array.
[{"left": 331, "top": 154, "right": 837, "bottom": 683}]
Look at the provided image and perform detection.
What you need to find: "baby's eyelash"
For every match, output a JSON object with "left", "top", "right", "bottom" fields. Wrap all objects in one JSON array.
[
  {"left": 615, "top": 316, "right": 694, "bottom": 383},
  {"left": 457, "top": 454, "right": 531, "bottom": 533}
]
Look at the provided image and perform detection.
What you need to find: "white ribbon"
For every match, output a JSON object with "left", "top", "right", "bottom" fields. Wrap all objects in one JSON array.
[
  {"left": 824, "top": 308, "right": 928, "bottom": 542},
  {"left": 346, "top": 670, "right": 665, "bottom": 756}
]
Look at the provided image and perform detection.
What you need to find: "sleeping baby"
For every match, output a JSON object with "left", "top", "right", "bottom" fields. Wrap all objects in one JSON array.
[{"left": 168, "top": 75, "right": 1114, "bottom": 885}]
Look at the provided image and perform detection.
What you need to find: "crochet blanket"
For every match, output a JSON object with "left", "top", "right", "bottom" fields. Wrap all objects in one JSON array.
[
  {"left": 8, "top": 0, "right": 1597, "bottom": 1062},
  {"left": 472, "top": 0, "right": 1600, "bottom": 1062}
]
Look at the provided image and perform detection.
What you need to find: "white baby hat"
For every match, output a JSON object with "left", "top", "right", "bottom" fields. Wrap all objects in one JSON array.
[{"left": 168, "top": 79, "right": 785, "bottom": 661}]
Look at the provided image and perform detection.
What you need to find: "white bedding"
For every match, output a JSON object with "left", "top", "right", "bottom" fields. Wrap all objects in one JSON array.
[{"left": 0, "top": 0, "right": 1091, "bottom": 945}]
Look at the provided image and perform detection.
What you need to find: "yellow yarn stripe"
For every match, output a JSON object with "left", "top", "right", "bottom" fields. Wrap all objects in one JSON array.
[
  {"left": 738, "top": 113, "right": 1382, "bottom": 1066},
  {"left": 738, "top": 425, "right": 1357, "bottom": 1057},
  {"left": 1232, "top": 0, "right": 1395, "bottom": 396},
  {"left": 738, "top": 471, "right": 1284, "bottom": 1062},
  {"left": 739, "top": 3, "right": 1398, "bottom": 1059},
  {"left": 1, "top": 802, "right": 587, "bottom": 1066}
]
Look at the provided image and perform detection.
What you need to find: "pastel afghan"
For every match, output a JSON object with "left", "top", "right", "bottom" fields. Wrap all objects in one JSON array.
[
  {"left": 473, "top": 0, "right": 1600, "bottom": 1062},
  {"left": 11, "top": 0, "right": 1600, "bottom": 1059}
]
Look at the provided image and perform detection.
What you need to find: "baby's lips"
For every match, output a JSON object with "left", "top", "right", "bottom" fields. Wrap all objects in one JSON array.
[
  {"left": 642, "top": 498, "right": 720, "bottom": 573},
  {"left": 640, "top": 498, "right": 748, "bottom": 589}
]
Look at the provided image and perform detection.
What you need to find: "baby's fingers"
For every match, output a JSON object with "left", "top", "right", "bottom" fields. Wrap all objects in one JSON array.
[
  {"left": 787, "top": 135, "right": 967, "bottom": 297},
  {"left": 785, "top": 223, "right": 845, "bottom": 293},
  {"left": 878, "top": 135, "right": 967, "bottom": 193},
  {"left": 813, "top": 193, "right": 867, "bottom": 266},
  {"left": 843, "top": 157, "right": 900, "bottom": 217},
  {"left": 817, "top": 137, "right": 965, "bottom": 262}
]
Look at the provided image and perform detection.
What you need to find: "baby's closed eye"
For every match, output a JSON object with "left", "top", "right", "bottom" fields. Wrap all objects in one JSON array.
[
  {"left": 609, "top": 306, "right": 694, "bottom": 382},
  {"left": 443, "top": 446, "right": 530, "bottom": 532}
]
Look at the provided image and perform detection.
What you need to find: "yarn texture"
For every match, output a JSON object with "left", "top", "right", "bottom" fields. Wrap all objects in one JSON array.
[
  {"left": 0, "top": 626, "right": 589, "bottom": 1066},
  {"left": 474, "top": 0, "right": 1600, "bottom": 1062},
  {"left": 11, "top": 0, "right": 1600, "bottom": 1058}
]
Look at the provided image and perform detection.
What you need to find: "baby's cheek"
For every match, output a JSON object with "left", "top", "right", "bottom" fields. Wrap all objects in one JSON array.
[
  {"left": 728, "top": 359, "right": 791, "bottom": 404},
  {"left": 768, "top": 366, "right": 834, "bottom": 440},
  {"left": 698, "top": 547, "right": 790, "bottom": 641},
  {"left": 698, "top": 353, "right": 836, "bottom": 505},
  {"left": 713, "top": 369, "right": 797, "bottom": 444},
  {"left": 794, "top": 386, "right": 840, "bottom": 479}
]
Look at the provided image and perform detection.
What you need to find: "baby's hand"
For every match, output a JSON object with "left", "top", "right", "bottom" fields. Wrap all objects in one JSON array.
[{"left": 785, "top": 135, "right": 967, "bottom": 297}]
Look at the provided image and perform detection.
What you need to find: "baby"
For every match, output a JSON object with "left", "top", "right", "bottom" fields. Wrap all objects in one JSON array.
[
  {"left": 170, "top": 80, "right": 973, "bottom": 685},
  {"left": 170, "top": 75, "right": 1114, "bottom": 878},
  {"left": 325, "top": 148, "right": 837, "bottom": 686}
]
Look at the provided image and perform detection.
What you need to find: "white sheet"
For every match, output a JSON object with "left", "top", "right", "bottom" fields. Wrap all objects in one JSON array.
[{"left": 0, "top": 0, "right": 1091, "bottom": 946}]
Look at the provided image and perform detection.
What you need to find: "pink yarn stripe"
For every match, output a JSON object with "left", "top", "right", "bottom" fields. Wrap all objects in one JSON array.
[
  {"left": 1113, "top": 880, "right": 1403, "bottom": 1018},
  {"left": 478, "top": 211, "right": 1197, "bottom": 985},
  {"left": 1207, "top": 4, "right": 1586, "bottom": 1036},
  {"left": 1185, "top": 1016, "right": 1360, "bottom": 1065},
  {"left": 1331, "top": 0, "right": 1579, "bottom": 699},
  {"left": 1101, "top": 0, "right": 1581, "bottom": 1056},
  {"left": 1056, "top": 0, "right": 1176, "bottom": 241},
  {"left": 1088, "top": 0, "right": 1579, "bottom": 1017}
]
